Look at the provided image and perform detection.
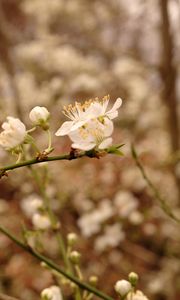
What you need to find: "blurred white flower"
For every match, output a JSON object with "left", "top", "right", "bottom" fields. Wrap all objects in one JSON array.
[
  {"left": 32, "top": 213, "right": 51, "bottom": 230},
  {"left": 95, "top": 223, "right": 125, "bottom": 252},
  {"left": 21, "top": 194, "right": 43, "bottom": 218},
  {"left": 41, "top": 285, "right": 62, "bottom": 300},
  {"left": 29, "top": 106, "right": 50, "bottom": 126},
  {"left": 114, "top": 190, "right": 138, "bottom": 218},
  {"left": 127, "top": 290, "right": 149, "bottom": 300},
  {"left": 0, "top": 117, "right": 26, "bottom": 150},
  {"left": 69, "top": 118, "right": 113, "bottom": 150},
  {"left": 114, "top": 280, "right": 132, "bottom": 297},
  {"left": 129, "top": 211, "right": 143, "bottom": 225},
  {"left": 55, "top": 96, "right": 122, "bottom": 137},
  {"left": 78, "top": 200, "right": 114, "bottom": 237}
]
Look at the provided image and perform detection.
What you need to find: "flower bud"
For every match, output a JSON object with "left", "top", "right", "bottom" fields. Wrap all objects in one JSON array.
[
  {"left": 114, "top": 280, "right": 132, "bottom": 297},
  {"left": 67, "top": 232, "right": 78, "bottom": 246},
  {"left": 41, "top": 286, "right": 62, "bottom": 300},
  {"left": 69, "top": 250, "right": 81, "bottom": 265},
  {"left": 128, "top": 272, "right": 139, "bottom": 287},
  {"left": 89, "top": 275, "right": 98, "bottom": 286},
  {"left": 29, "top": 106, "right": 50, "bottom": 130},
  {"left": 0, "top": 117, "right": 26, "bottom": 150}
]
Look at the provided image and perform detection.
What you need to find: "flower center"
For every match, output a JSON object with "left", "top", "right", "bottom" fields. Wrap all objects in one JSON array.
[{"left": 62, "top": 95, "right": 110, "bottom": 120}]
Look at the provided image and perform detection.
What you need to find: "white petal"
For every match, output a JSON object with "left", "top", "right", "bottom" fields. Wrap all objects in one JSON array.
[
  {"left": 102, "top": 99, "right": 109, "bottom": 114},
  {"left": 69, "top": 127, "right": 94, "bottom": 143},
  {"left": 72, "top": 142, "right": 96, "bottom": 151},
  {"left": 106, "top": 98, "right": 122, "bottom": 119},
  {"left": 106, "top": 110, "right": 118, "bottom": 120},
  {"left": 71, "top": 120, "right": 87, "bottom": 131},
  {"left": 55, "top": 121, "right": 74, "bottom": 136},
  {"left": 99, "top": 137, "right": 112, "bottom": 149},
  {"left": 103, "top": 118, "right": 114, "bottom": 136},
  {"left": 86, "top": 103, "right": 103, "bottom": 118}
]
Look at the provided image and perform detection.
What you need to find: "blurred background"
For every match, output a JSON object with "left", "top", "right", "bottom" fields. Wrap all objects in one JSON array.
[{"left": 0, "top": 0, "right": 180, "bottom": 299}]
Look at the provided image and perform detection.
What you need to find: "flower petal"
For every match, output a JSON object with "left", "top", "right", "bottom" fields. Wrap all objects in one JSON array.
[
  {"left": 55, "top": 121, "right": 74, "bottom": 136},
  {"left": 86, "top": 102, "right": 103, "bottom": 118},
  {"left": 72, "top": 142, "right": 96, "bottom": 150},
  {"left": 71, "top": 120, "right": 87, "bottom": 131},
  {"left": 103, "top": 118, "right": 114, "bottom": 136},
  {"left": 106, "top": 98, "right": 122, "bottom": 119},
  {"left": 99, "top": 137, "right": 112, "bottom": 149}
]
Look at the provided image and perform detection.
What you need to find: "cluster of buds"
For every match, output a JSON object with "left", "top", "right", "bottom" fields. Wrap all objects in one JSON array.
[
  {"left": 41, "top": 286, "right": 62, "bottom": 300},
  {"left": 114, "top": 272, "right": 149, "bottom": 300},
  {"left": 0, "top": 106, "right": 50, "bottom": 154}
]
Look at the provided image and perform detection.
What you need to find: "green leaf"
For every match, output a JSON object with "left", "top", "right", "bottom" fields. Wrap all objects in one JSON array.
[{"left": 107, "top": 144, "right": 124, "bottom": 156}]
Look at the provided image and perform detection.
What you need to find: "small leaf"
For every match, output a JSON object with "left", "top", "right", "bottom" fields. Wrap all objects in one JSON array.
[{"left": 107, "top": 144, "right": 124, "bottom": 156}]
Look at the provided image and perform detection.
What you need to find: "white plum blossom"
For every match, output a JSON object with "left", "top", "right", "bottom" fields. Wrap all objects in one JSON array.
[
  {"left": 0, "top": 117, "right": 26, "bottom": 150},
  {"left": 41, "top": 286, "right": 62, "bottom": 300},
  {"left": 127, "top": 290, "right": 149, "bottom": 300},
  {"left": 85, "top": 95, "right": 122, "bottom": 120},
  {"left": 55, "top": 101, "right": 90, "bottom": 136},
  {"left": 29, "top": 106, "right": 50, "bottom": 127},
  {"left": 55, "top": 96, "right": 122, "bottom": 136},
  {"left": 69, "top": 118, "right": 114, "bottom": 150},
  {"left": 114, "top": 280, "right": 132, "bottom": 297},
  {"left": 32, "top": 213, "right": 51, "bottom": 230}
]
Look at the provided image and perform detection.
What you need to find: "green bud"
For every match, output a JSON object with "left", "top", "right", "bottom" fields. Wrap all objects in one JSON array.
[
  {"left": 128, "top": 272, "right": 139, "bottom": 287},
  {"left": 89, "top": 276, "right": 98, "bottom": 286},
  {"left": 69, "top": 251, "right": 81, "bottom": 265},
  {"left": 67, "top": 232, "right": 78, "bottom": 247}
]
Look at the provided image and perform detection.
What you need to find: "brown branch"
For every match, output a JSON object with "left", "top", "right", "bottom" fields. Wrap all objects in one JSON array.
[{"left": 159, "top": 0, "right": 180, "bottom": 201}]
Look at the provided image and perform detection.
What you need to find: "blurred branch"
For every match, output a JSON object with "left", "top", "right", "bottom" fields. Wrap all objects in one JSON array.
[
  {"left": 0, "top": 226, "right": 113, "bottom": 300},
  {"left": 159, "top": 0, "right": 180, "bottom": 201},
  {"left": 0, "top": 2, "right": 23, "bottom": 119},
  {"left": 131, "top": 144, "right": 180, "bottom": 224},
  {"left": 0, "top": 293, "right": 22, "bottom": 300}
]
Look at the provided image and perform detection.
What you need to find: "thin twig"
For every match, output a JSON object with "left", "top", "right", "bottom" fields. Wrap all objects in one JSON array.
[
  {"left": 0, "top": 226, "right": 113, "bottom": 300},
  {"left": 0, "top": 145, "right": 124, "bottom": 178},
  {"left": 131, "top": 144, "right": 180, "bottom": 224}
]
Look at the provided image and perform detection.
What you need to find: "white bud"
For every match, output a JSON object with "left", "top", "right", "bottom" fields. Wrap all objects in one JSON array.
[
  {"left": 29, "top": 106, "right": 50, "bottom": 129},
  {"left": 32, "top": 213, "right": 51, "bottom": 230},
  {"left": 69, "top": 250, "right": 81, "bottom": 264},
  {"left": 127, "top": 290, "right": 149, "bottom": 300},
  {"left": 0, "top": 117, "right": 26, "bottom": 150},
  {"left": 67, "top": 232, "right": 78, "bottom": 246},
  {"left": 114, "top": 280, "right": 132, "bottom": 297},
  {"left": 41, "top": 286, "right": 62, "bottom": 300}
]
